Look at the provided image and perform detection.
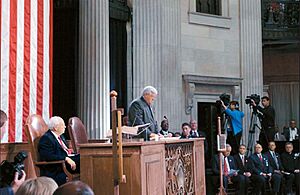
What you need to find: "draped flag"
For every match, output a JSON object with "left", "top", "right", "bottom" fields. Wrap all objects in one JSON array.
[{"left": 0, "top": 0, "right": 52, "bottom": 143}]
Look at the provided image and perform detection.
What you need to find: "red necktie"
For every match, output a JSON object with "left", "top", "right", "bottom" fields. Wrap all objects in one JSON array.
[
  {"left": 259, "top": 154, "right": 263, "bottom": 162},
  {"left": 224, "top": 157, "right": 229, "bottom": 176},
  {"left": 58, "top": 136, "right": 71, "bottom": 154}
]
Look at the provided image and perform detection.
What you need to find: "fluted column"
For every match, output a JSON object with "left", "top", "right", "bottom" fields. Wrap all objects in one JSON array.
[
  {"left": 240, "top": 0, "right": 263, "bottom": 146},
  {"left": 132, "top": 0, "right": 182, "bottom": 131},
  {"left": 78, "top": 0, "right": 110, "bottom": 138}
]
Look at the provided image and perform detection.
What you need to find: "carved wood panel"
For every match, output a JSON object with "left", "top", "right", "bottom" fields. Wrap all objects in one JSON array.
[{"left": 165, "top": 143, "right": 194, "bottom": 195}]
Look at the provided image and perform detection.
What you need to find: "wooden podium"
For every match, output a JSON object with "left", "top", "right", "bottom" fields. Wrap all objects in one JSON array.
[{"left": 79, "top": 138, "right": 206, "bottom": 195}]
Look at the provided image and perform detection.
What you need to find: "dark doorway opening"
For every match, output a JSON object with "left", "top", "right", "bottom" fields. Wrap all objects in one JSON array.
[
  {"left": 109, "top": 0, "right": 130, "bottom": 112},
  {"left": 197, "top": 102, "right": 218, "bottom": 167},
  {"left": 53, "top": 1, "right": 79, "bottom": 127}
]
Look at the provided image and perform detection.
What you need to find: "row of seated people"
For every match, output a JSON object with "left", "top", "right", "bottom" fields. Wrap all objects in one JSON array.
[{"left": 212, "top": 142, "right": 300, "bottom": 195}]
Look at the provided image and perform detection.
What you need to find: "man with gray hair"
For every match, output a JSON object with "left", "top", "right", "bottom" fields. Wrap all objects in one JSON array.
[
  {"left": 128, "top": 86, "right": 159, "bottom": 140},
  {"left": 38, "top": 116, "right": 80, "bottom": 185}
]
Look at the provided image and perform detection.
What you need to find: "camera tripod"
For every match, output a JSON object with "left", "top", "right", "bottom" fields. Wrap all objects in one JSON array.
[{"left": 246, "top": 107, "right": 261, "bottom": 156}]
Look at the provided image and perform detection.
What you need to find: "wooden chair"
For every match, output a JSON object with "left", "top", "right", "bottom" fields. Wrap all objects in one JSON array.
[
  {"left": 67, "top": 117, "right": 109, "bottom": 153},
  {"left": 24, "top": 114, "right": 78, "bottom": 181}
]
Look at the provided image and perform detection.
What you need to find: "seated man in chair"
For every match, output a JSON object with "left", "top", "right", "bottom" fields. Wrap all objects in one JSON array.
[{"left": 38, "top": 116, "right": 80, "bottom": 185}]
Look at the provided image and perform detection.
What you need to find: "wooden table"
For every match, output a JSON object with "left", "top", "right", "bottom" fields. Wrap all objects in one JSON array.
[{"left": 79, "top": 138, "right": 206, "bottom": 195}]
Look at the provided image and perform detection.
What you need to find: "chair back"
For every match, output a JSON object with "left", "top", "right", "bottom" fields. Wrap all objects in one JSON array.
[
  {"left": 67, "top": 117, "right": 88, "bottom": 153},
  {"left": 24, "top": 114, "right": 49, "bottom": 176}
]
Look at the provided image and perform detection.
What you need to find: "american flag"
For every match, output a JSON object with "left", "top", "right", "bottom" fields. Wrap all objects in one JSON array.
[{"left": 0, "top": 0, "right": 52, "bottom": 143}]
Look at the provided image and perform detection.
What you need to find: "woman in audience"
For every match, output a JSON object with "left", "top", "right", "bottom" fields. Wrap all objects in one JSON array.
[
  {"left": 53, "top": 181, "right": 94, "bottom": 195},
  {"left": 15, "top": 177, "right": 58, "bottom": 195}
]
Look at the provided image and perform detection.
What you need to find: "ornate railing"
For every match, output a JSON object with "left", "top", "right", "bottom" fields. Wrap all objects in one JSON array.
[{"left": 262, "top": 0, "right": 300, "bottom": 43}]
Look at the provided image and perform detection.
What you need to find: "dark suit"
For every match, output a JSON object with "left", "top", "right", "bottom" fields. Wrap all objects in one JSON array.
[
  {"left": 212, "top": 154, "right": 246, "bottom": 194},
  {"left": 233, "top": 154, "right": 251, "bottom": 194},
  {"left": 128, "top": 97, "right": 158, "bottom": 140},
  {"left": 283, "top": 127, "right": 299, "bottom": 141},
  {"left": 249, "top": 153, "right": 272, "bottom": 195},
  {"left": 281, "top": 152, "right": 299, "bottom": 194},
  {"left": 38, "top": 130, "right": 80, "bottom": 185},
  {"left": 264, "top": 151, "right": 283, "bottom": 193}
]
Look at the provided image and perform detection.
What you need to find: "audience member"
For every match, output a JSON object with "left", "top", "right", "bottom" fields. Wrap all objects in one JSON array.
[
  {"left": 283, "top": 119, "right": 299, "bottom": 142},
  {"left": 221, "top": 101, "right": 244, "bottom": 155},
  {"left": 190, "top": 120, "right": 208, "bottom": 153},
  {"left": 0, "top": 171, "right": 26, "bottom": 195},
  {"left": 180, "top": 123, "right": 191, "bottom": 139},
  {"left": 15, "top": 177, "right": 58, "bottom": 195},
  {"left": 53, "top": 181, "right": 94, "bottom": 195},
  {"left": 0, "top": 111, "right": 27, "bottom": 195},
  {"left": 38, "top": 116, "right": 80, "bottom": 185},
  {"left": 263, "top": 141, "right": 283, "bottom": 194},
  {"left": 158, "top": 116, "right": 173, "bottom": 137},
  {"left": 233, "top": 144, "right": 251, "bottom": 195},
  {"left": 274, "top": 126, "right": 286, "bottom": 141},
  {"left": 281, "top": 142, "right": 300, "bottom": 195},
  {"left": 212, "top": 144, "right": 245, "bottom": 194},
  {"left": 249, "top": 144, "right": 272, "bottom": 195}
]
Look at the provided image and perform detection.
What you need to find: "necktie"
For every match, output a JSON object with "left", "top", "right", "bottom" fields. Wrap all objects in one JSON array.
[
  {"left": 272, "top": 151, "right": 279, "bottom": 169},
  {"left": 241, "top": 155, "right": 244, "bottom": 165},
  {"left": 58, "top": 136, "right": 71, "bottom": 154},
  {"left": 259, "top": 154, "right": 263, "bottom": 162},
  {"left": 224, "top": 157, "right": 229, "bottom": 176}
]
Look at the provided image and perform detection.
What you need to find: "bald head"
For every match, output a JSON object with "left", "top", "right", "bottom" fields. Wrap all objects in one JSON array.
[
  {"left": 0, "top": 110, "right": 7, "bottom": 128},
  {"left": 53, "top": 181, "right": 94, "bottom": 195}
]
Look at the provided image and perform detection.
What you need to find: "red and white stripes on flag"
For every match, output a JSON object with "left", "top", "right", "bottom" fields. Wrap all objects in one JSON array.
[{"left": 0, "top": 0, "right": 52, "bottom": 143}]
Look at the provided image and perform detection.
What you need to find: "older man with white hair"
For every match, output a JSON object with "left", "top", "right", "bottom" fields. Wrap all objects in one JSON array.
[
  {"left": 38, "top": 116, "right": 80, "bottom": 185},
  {"left": 128, "top": 86, "right": 159, "bottom": 140}
]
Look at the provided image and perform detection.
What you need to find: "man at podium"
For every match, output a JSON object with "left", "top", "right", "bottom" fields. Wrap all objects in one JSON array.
[{"left": 128, "top": 86, "right": 159, "bottom": 140}]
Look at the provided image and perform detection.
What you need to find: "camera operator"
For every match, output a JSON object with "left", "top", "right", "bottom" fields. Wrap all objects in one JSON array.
[
  {"left": 0, "top": 110, "right": 27, "bottom": 195},
  {"left": 251, "top": 96, "right": 276, "bottom": 151},
  {"left": 221, "top": 100, "right": 245, "bottom": 155}
]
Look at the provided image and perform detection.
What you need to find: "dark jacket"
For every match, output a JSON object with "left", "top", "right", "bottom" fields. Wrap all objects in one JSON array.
[
  {"left": 233, "top": 154, "right": 253, "bottom": 174},
  {"left": 212, "top": 154, "right": 236, "bottom": 175},
  {"left": 249, "top": 153, "right": 272, "bottom": 175},
  {"left": 38, "top": 130, "right": 69, "bottom": 185},
  {"left": 128, "top": 97, "right": 158, "bottom": 139},
  {"left": 257, "top": 105, "right": 275, "bottom": 131},
  {"left": 264, "top": 151, "right": 283, "bottom": 171},
  {"left": 283, "top": 127, "right": 299, "bottom": 141},
  {"left": 281, "top": 152, "right": 299, "bottom": 173}
]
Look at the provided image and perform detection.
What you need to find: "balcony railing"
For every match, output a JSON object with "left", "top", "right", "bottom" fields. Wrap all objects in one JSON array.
[{"left": 262, "top": 0, "right": 300, "bottom": 44}]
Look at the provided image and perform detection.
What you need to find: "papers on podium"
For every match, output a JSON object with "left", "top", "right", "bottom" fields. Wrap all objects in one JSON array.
[{"left": 106, "top": 123, "right": 151, "bottom": 138}]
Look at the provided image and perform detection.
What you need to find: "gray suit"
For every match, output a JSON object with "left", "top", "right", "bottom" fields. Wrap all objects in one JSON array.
[{"left": 128, "top": 97, "right": 158, "bottom": 140}]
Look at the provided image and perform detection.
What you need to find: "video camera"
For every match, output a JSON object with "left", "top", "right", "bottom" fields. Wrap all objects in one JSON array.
[
  {"left": 216, "top": 93, "right": 231, "bottom": 107},
  {"left": 245, "top": 94, "right": 260, "bottom": 105},
  {"left": 0, "top": 151, "right": 27, "bottom": 187}
]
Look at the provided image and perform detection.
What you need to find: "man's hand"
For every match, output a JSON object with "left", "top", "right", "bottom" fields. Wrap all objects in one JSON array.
[
  {"left": 244, "top": 172, "right": 251, "bottom": 177},
  {"left": 251, "top": 99, "right": 257, "bottom": 107},
  {"left": 11, "top": 170, "right": 26, "bottom": 193},
  {"left": 220, "top": 100, "right": 226, "bottom": 109},
  {"left": 267, "top": 173, "right": 272, "bottom": 177},
  {"left": 294, "top": 169, "right": 300, "bottom": 173},
  {"left": 65, "top": 157, "right": 76, "bottom": 170},
  {"left": 167, "top": 133, "right": 173, "bottom": 137},
  {"left": 274, "top": 170, "right": 281, "bottom": 174}
]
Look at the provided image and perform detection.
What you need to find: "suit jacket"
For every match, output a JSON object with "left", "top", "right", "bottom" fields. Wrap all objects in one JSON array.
[
  {"left": 233, "top": 154, "right": 252, "bottom": 174},
  {"left": 283, "top": 127, "right": 299, "bottom": 141},
  {"left": 212, "top": 154, "right": 237, "bottom": 175},
  {"left": 281, "top": 152, "right": 299, "bottom": 173},
  {"left": 264, "top": 151, "right": 283, "bottom": 171},
  {"left": 38, "top": 130, "right": 69, "bottom": 183},
  {"left": 128, "top": 97, "right": 158, "bottom": 139},
  {"left": 249, "top": 153, "right": 272, "bottom": 175}
]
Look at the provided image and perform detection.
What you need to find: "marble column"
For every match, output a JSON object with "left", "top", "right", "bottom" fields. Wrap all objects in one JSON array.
[
  {"left": 239, "top": 0, "right": 263, "bottom": 146},
  {"left": 78, "top": 0, "right": 110, "bottom": 138},
  {"left": 131, "top": 0, "right": 182, "bottom": 131}
]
